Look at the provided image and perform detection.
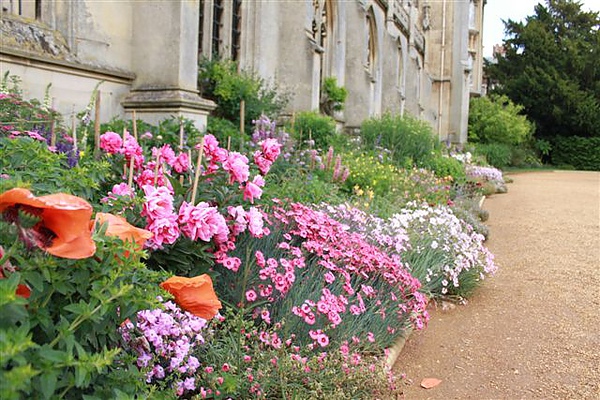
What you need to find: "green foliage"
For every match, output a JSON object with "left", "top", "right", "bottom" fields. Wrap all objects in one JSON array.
[
  {"left": 291, "top": 111, "right": 337, "bottom": 149},
  {"left": 207, "top": 116, "right": 248, "bottom": 152},
  {"left": 472, "top": 142, "right": 513, "bottom": 169},
  {"left": 320, "top": 77, "right": 348, "bottom": 116},
  {"left": 0, "top": 229, "right": 166, "bottom": 399},
  {"left": 360, "top": 113, "right": 440, "bottom": 168},
  {"left": 198, "top": 58, "right": 289, "bottom": 128},
  {"left": 468, "top": 95, "right": 533, "bottom": 145},
  {"left": 0, "top": 137, "right": 111, "bottom": 202},
  {"left": 486, "top": 0, "right": 600, "bottom": 139},
  {"left": 424, "top": 155, "right": 467, "bottom": 182},
  {"left": 262, "top": 167, "right": 346, "bottom": 206},
  {"left": 551, "top": 136, "right": 600, "bottom": 170}
]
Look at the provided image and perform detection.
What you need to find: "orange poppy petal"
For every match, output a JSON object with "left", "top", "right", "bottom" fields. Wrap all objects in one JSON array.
[
  {"left": 93, "top": 213, "right": 152, "bottom": 250},
  {"left": 160, "top": 275, "right": 222, "bottom": 319},
  {"left": 0, "top": 188, "right": 95, "bottom": 259}
]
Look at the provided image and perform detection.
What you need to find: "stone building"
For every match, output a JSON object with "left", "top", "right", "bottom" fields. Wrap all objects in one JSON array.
[{"left": 0, "top": 0, "right": 485, "bottom": 144}]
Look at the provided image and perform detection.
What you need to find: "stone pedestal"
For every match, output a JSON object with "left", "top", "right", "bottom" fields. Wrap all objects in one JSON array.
[{"left": 121, "top": 1, "right": 215, "bottom": 130}]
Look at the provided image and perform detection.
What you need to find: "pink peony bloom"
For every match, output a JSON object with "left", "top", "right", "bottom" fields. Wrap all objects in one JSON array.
[
  {"left": 99, "top": 131, "right": 123, "bottom": 154},
  {"left": 243, "top": 175, "right": 265, "bottom": 203},
  {"left": 178, "top": 201, "right": 216, "bottom": 242},
  {"left": 173, "top": 152, "right": 190, "bottom": 174},
  {"left": 228, "top": 206, "right": 247, "bottom": 236},
  {"left": 121, "top": 133, "right": 144, "bottom": 168},
  {"left": 246, "top": 207, "right": 265, "bottom": 238},
  {"left": 223, "top": 152, "right": 250, "bottom": 184},
  {"left": 261, "top": 138, "right": 282, "bottom": 162},
  {"left": 152, "top": 144, "right": 177, "bottom": 166},
  {"left": 253, "top": 152, "right": 272, "bottom": 175},
  {"left": 142, "top": 185, "right": 173, "bottom": 219},
  {"left": 141, "top": 185, "right": 174, "bottom": 219},
  {"left": 111, "top": 182, "right": 134, "bottom": 197},
  {"left": 146, "top": 214, "right": 180, "bottom": 249}
]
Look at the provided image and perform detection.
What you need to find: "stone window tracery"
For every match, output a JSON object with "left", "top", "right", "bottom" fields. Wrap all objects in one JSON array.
[{"left": 231, "top": 0, "right": 242, "bottom": 61}]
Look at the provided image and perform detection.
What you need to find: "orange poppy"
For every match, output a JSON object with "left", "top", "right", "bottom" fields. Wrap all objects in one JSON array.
[
  {"left": 160, "top": 274, "right": 222, "bottom": 320},
  {"left": 0, "top": 188, "right": 95, "bottom": 259},
  {"left": 92, "top": 212, "right": 152, "bottom": 251}
]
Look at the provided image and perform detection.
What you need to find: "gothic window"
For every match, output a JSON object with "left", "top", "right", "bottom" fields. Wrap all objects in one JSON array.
[
  {"left": 212, "top": 0, "right": 224, "bottom": 57},
  {"left": 469, "top": 0, "right": 476, "bottom": 30},
  {"left": 397, "top": 40, "right": 404, "bottom": 91},
  {"left": 198, "top": 0, "right": 205, "bottom": 57},
  {"left": 366, "top": 10, "right": 377, "bottom": 80},
  {"left": 1, "top": 0, "right": 41, "bottom": 19},
  {"left": 311, "top": 0, "right": 331, "bottom": 51},
  {"left": 231, "top": 0, "right": 242, "bottom": 61}
]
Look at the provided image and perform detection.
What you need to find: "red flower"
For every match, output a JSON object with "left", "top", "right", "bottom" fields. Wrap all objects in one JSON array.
[
  {"left": 0, "top": 188, "right": 95, "bottom": 259},
  {"left": 160, "top": 274, "right": 222, "bottom": 319}
]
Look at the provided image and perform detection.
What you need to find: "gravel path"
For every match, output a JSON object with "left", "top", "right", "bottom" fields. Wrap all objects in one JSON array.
[{"left": 394, "top": 171, "right": 600, "bottom": 399}]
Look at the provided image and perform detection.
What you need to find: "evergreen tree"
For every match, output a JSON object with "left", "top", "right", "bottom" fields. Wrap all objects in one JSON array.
[{"left": 486, "top": 0, "right": 600, "bottom": 139}]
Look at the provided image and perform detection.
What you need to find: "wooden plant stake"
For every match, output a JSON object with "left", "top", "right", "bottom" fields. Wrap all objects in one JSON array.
[
  {"left": 94, "top": 90, "right": 101, "bottom": 158},
  {"left": 227, "top": 136, "right": 231, "bottom": 152},
  {"left": 71, "top": 105, "right": 77, "bottom": 152},
  {"left": 240, "top": 100, "right": 245, "bottom": 135},
  {"left": 153, "top": 153, "right": 161, "bottom": 187},
  {"left": 122, "top": 127, "right": 128, "bottom": 178},
  {"left": 191, "top": 136, "right": 205, "bottom": 205},
  {"left": 127, "top": 113, "right": 138, "bottom": 187},
  {"left": 179, "top": 120, "right": 185, "bottom": 185},
  {"left": 50, "top": 119, "right": 56, "bottom": 148}
]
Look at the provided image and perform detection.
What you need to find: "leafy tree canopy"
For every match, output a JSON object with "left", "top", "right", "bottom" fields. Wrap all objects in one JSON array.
[{"left": 486, "top": 0, "right": 600, "bottom": 139}]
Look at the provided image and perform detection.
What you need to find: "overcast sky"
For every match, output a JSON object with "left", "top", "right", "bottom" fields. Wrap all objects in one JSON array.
[{"left": 483, "top": 0, "right": 600, "bottom": 58}]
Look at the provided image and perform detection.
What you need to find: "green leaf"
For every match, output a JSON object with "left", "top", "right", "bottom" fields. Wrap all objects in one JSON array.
[{"left": 39, "top": 370, "right": 59, "bottom": 399}]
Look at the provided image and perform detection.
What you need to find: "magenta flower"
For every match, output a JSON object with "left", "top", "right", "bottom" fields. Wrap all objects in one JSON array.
[
  {"left": 141, "top": 185, "right": 174, "bottom": 220},
  {"left": 99, "top": 131, "right": 123, "bottom": 154},
  {"left": 261, "top": 138, "right": 282, "bottom": 162},
  {"left": 223, "top": 152, "right": 250, "bottom": 184},
  {"left": 246, "top": 207, "right": 265, "bottom": 238},
  {"left": 178, "top": 201, "right": 227, "bottom": 243},
  {"left": 146, "top": 214, "right": 180, "bottom": 249},
  {"left": 243, "top": 175, "right": 265, "bottom": 203},
  {"left": 173, "top": 152, "right": 190, "bottom": 174},
  {"left": 245, "top": 289, "right": 257, "bottom": 302}
]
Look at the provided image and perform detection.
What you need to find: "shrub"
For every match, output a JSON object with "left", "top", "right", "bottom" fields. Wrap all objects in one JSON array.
[
  {"left": 207, "top": 116, "right": 247, "bottom": 152},
  {"left": 424, "top": 155, "right": 467, "bottom": 183},
  {"left": 0, "top": 190, "right": 165, "bottom": 399},
  {"left": 473, "top": 142, "right": 512, "bottom": 169},
  {"left": 551, "top": 136, "right": 600, "bottom": 171},
  {"left": 198, "top": 58, "right": 289, "bottom": 128},
  {"left": 468, "top": 94, "right": 533, "bottom": 145},
  {"left": 320, "top": 77, "right": 348, "bottom": 116},
  {"left": 291, "top": 111, "right": 337, "bottom": 149},
  {"left": 360, "top": 113, "right": 440, "bottom": 167}
]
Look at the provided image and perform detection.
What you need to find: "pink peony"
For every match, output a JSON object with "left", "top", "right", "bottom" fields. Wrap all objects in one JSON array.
[
  {"left": 141, "top": 185, "right": 174, "bottom": 219},
  {"left": 246, "top": 207, "right": 265, "bottom": 238},
  {"left": 228, "top": 206, "right": 247, "bottom": 236},
  {"left": 121, "top": 133, "right": 144, "bottom": 168},
  {"left": 173, "top": 152, "right": 190, "bottom": 174},
  {"left": 146, "top": 214, "right": 180, "bottom": 249},
  {"left": 99, "top": 131, "right": 123, "bottom": 154},
  {"left": 243, "top": 175, "right": 265, "bottom": 203},
  {"left": 253, "top": 152, "right": 272, "bottom": 175},
  {"left": 178, "top": 201, "right": 229, "bottom": 243},
  {"left": 261, "top": 138, "right": 281, "bottom": 162},
  {"left": 223, "top": 152, "right": 250, "bottom": 184}
]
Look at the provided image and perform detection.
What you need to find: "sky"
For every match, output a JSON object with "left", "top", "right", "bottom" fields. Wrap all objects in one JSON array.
[{"left": 483, "top": 0, "right": 600, "bottom": 58}]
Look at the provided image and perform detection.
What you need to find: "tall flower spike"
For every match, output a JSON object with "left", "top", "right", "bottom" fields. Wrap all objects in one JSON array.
[{"left": 0, "top": 188, "right": 95, "bottom": 259}]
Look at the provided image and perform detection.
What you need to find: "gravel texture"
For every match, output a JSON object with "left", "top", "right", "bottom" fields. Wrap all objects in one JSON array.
[{"left": 394, "top": 171, "right": 600, "bottom": 399}]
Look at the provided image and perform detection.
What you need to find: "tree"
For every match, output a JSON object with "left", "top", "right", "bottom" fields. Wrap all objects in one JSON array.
[{"left": 486, "top": 0, "right": 600, "bottom": 139}]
